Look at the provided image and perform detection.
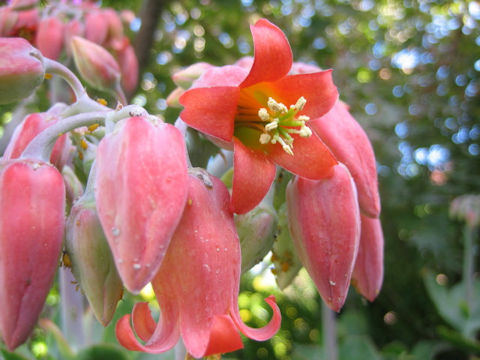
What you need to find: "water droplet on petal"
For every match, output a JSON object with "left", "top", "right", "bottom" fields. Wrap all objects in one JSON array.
[
  {"left": 203, "top": 264, "right": 211, "bottom": 272},
  {"left": 112, "top": 227, "right": 121, "bottom": 237},
  {"left": 133, "top": 263, "right": 141, "bottom": 270}
]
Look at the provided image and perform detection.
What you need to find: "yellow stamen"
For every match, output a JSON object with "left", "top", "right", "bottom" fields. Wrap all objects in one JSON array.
[
  {"left": 80, "top": 138, "right": 88, "bottom": 150},
  {"left": 97, "top": 98, "right": 108, "bottom": 106},
  {"left": 88, "top": 123, "right": 100, "bottom": 132},
  {"left": 44, "top": 73, "right": 52, "bottom": 80}
]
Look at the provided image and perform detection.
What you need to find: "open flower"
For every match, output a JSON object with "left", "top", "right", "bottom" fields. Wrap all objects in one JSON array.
[
  {"left": 179, "top": 19, "right": 338, "bottom": 214},
  {"left": 116, "top": 171, "right": 281, "bottom": 358}
]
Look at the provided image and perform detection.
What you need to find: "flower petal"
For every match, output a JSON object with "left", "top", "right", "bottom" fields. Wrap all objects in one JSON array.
[
  {"left": 203, "top": 315, "right": 244, "bottom": 357},
  {"left": 179, "top": 86, "right": 240, "bottom": 142},
  {"left": 309, "top": 101, "right": 381, "bottom": 217},
  {"left": 266, "top": 132, "right": 337, "bottom": 180},
  {"left": 267, "top": 71, "right": 338, "bottom": 119},
  {"left": 192, "top": 65, "right": 248, "bottom": 88},
  {"left": 352, "top": 215, "right": 384, "bottom": 301},
  {"left": 115, "top": 300, "right": 180, "bottom": 353},
  {"left": 240, "top": 19, "right": 293, "bottom": 88},
  {"left": 232, "top": 137, "right": 276, "bottom": 214},
  {"left": 230, "top": 295, "right": 281, "bottom": 341},
  {"left": 132, "top": 302, "right": 157, "bottom": 342}
]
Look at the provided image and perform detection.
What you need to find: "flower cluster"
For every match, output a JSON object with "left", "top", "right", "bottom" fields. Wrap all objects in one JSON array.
[{"left": 0, "top": 9, "right": 383, "bottom": 360}]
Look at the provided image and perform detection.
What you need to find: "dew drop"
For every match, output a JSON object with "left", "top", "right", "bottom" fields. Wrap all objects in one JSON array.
[
  {"left": 215, "top": 269, "right": 220, "bottom": 274},
  {"left": 216, "top": 246, "right": 220, "bottom": 252},
  {"left": 133, "top": 263, "right": 141, "bottom": 270},
  {"left": 111, "top": 227, "right": 121, "bottom": 237},
  {"left": 224, "top": 247, "right": 228, "bottom": 252},
  {"left": 203, "top": 264, "right": 211, "bottom": 272},
  {"left": 329, "top": 280, "right": 336, "bottom": 286}
]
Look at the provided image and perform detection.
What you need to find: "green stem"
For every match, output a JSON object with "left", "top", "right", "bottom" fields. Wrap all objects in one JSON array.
[{"left": 463, "top": 224, "right": 476, "bottom": 316}]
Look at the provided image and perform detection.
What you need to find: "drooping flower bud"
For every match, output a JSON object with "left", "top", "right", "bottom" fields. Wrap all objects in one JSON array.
[
  {"left": 84, "top": 9, "right": 108, "bottom": 45},
  {"left": 95, "top": 116, "right": 188, "bottom": 293},
  {"left": 66, "top": 192, "right": 123, "bottom": 326},
  {"left": 271, "top": 204, "right": 303, "bottom": 290},
  {"left": 71, "top": 36, "right": 121, "bottom": 92},
  {"left": 286, "top": 163, "right": 361, "bottom": 311},
  {"left": 3, "top": 111, "right": 71, "bottom": 170},
  {"left": 0, "top": 7, "right": 18, "bottom": 36},
  {"left": 351, "top": 214, "right": 384, "bottom": 301},
  {"left": 0, "top": 37, "right": 45, "bottom": 104},
  {"left": 35, "top": 16, "right": 64, "bottom": 60},
  {"left": 236, "top": 192, "right": 277, "bottom": 273},
  {"left": 0, "top": 159, "right": 65, "bottom": 350},
  {"left": 115, "top": 42, "right": 138, "bottom": 93}
]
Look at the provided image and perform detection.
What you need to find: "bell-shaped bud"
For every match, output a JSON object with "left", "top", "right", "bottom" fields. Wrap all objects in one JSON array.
[
  {"left": 3, "top": 111, "right": 71, "bottom": 170},
  {"left": 0, "top": 7, "right": 18, "bottom": 36},
  {"left": 0, "top": 159, "right": 65, "bottom": 350},
  {"left": 352, "top": 214, "right": 384, "bottom": 301},
  {"left": 115, "top": 42, "right": 138, "bottom": 93},
  {"left": 35, "top": 16, "right": 64, "bottom": 60},
  {"left": 237, "top": 191, "right": 277, "bottom": 273},
  {"left": 0, "top": 37, "right": 45, "bottom": 104},
  {"left": 172, "top": 62, "right": 213, "bottom": 89},
  {"left": 95, "top": 116, "right": 188, "bottom": 294},
  {"left": 286, "top": 163, "right": 361, "bottom": 312},
  {"left": 84, "top": 9, "right": 108, "bottom": 45},
  {"left": 166, "top": 87, "right": 184, "bottom": 108},
  {"left": 309, "top": 101, "right": 381, "bottom": 218},
  {"left": 116, "top": 172, "right": 281, "bottom": 358},
  {"left": 71, "top": 36, "right": 121, "bottom": 92},
  {"left": 271, "top": 203, "right": 303, "bottom": 290},
  {"left": 64, "top": 19, "right": 84, "bottom": 56},
  {"left": 66, "top": 191, "right": 123, "bottom": 326}
]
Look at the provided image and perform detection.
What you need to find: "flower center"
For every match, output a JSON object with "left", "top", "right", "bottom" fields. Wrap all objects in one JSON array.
[{"left": 256, "top": 96, "right": 312, "bottom": 155}]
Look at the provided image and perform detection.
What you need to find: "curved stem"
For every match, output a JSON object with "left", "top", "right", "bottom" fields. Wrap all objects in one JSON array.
[
  {"left": 44, "top": 58, "right": 86, "bottom": 101},
  {"left": 113, "top": 83, "right": 128, "bottom": 106},
  {"left": 20, "top": 105, "right": 147, "bottom": 162},
  {"left": 322, "top": 303, "right": 338, "bottom": 360}
]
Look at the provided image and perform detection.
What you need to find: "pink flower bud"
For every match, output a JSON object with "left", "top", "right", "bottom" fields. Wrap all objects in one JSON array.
[
  {"left": 95, "top": 116, "right": 189, "bottom": 293},
  {"left": 66, "top": 195, "right": 123, "bottom": 326},
  {"left": 3, "top": 111, "right": 71, "bottom": 170},
  {"left": 0, "top": 7, "right": 18, "bottom": 36},
  {"left": 0, "top": 37, "right": 45, "bottom": 104},
  {"left": 84, "top": 9, "right": 108, "bottom": 45},
  {"left": 172, "top": 62, "right": 213, "bottom": 89},
  {"left": 64, "top": 19, "right": 84, "bottom": 56},
  {"left": 352, "top": 214, "right": 384, "bottom": 301},
  {"left": 116, "top": 172, "right": 281, "bottom": 358},
  {"left": 35, "top": 16, "right": 64, "bottom": 60},
  {"left": 0, "top": 159, "right": 65, "bottom": 350},
  {"left": 115, "top": 41, "right": 138, "bottom": 93},
  {"left": 71, "top": 36, "right": 121, "bottom": 92},
  {"left": 286, "top": 164, "right": 361, "bottom": 311}
]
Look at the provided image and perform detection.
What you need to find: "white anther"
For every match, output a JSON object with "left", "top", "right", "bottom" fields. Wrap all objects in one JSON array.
[
  {"left": 259, "top": 133, "right": 271, "bottom": 144},
  {"left": 297, "top": 115, "right": 310, "bottom": 122},
  {"left": 299, "top": 126, "right": 312, "bottom": 137},
  {"left": 265, "top": 121, "right": 278, "bottom": 131},
  {"left": 278, "top": 137, "right": 294, "bottom": 156},
  {"left": 295, "top": 96, "right": 307, "bottom": 111},
  {"left": 267, "top": 97, "right": 288, "bottom": 114},
  {"left": 258, "top": 108, "right": 270, "bottom": 121}
]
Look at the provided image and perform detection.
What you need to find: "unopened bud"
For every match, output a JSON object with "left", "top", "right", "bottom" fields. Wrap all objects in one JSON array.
[
  {"left": 65, "top": 195, "right": 123, "bottom": 326},
  {"left": 71, "top": 36, "right": 121, "bottom": 92},
  {"left": 35, "top": 17, "right": 64, "bottom": 60},
  {"left": 0, "top": 37, "right": 45, "bottom": 104},
  {"left": 172, "top": 62, "right": 212, "bottom": 88}
]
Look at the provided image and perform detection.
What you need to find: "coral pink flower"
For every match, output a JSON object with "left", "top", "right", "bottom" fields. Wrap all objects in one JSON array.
[
  {"left": 352, "top": 214, "right": 384, "bottom": 301},
  {"left": 287, "top": 164, "right": 361, "bottom": 312},
  {"left": 95, "top": 116, "right": 188, "bottom": 294},
  {"left": 115, "top": 41, "right": 138, "bottom": 94},
  {"left": 4, "top": 111, "right": 70, "bottom": 170},
  {"left": 35, "top": 16, "right": 64, "bottom": 60},
  {"left": 116, "top": 172, "right": 281, "bottom": 358},
  {"left": 179, "top": 19, "right": 338, "bottom": 214},
  {"left": 0, "top": 159, "right": 65, "bottom": 350}
]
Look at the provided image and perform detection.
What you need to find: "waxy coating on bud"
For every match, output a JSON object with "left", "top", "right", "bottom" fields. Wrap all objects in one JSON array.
[
  {"left": 179, "top": 18, "right": 338, "bottom": 214},
  {"left": 286, "top": 163, "right": 361, "bottom": 312},
  {"left": 95, "top": 116, "right": 188, "bottom": 294},
  {"left": 116, "top": 173, "right": 281, "bottom": 358},
  {"left": 0, "top": 159, "right": 65, "bottom": 350},
  {"left": 35, "top": 16, "right": 64, "bottom": 60},
  {"left": 0, "top": 37, "right": 45, "bottom": 104},
  {"left": 66, "top": 195, "right": 123, "bottom": 326},
  {"left": 352, "top": 215, "right": 384, "bottom": 301},
  {"left": 71, "top": 36, "right": 121, "bottom": 92}
]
